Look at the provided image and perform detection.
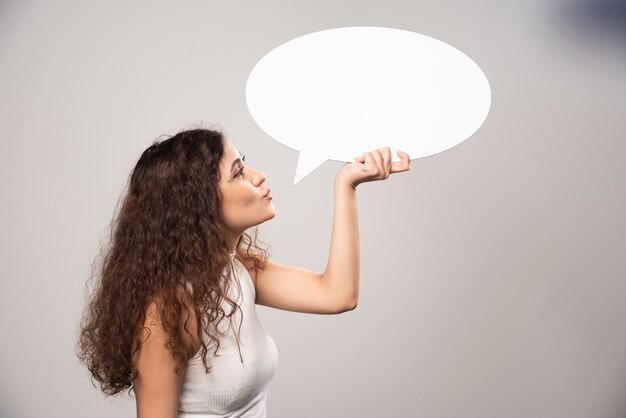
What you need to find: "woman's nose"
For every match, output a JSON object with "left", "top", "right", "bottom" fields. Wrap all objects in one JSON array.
[{"left": 251, "top": 167, "right": 266, "bottom": 186}]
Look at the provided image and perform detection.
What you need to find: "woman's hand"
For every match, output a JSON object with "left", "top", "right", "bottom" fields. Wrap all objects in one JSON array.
[{"left": 337, "top": 147, "right": 411, "bottom": 190}]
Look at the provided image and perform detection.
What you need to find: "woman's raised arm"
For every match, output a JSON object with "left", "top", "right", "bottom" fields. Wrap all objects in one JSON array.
[
  {"left": 321, "top": 147, "right": 411, "bottom": 309},
  {"left": 250, "top": 147, "right": 410, "bottom": 314}
]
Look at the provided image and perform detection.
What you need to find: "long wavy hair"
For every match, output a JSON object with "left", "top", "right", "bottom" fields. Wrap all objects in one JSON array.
[{"left": 76, "top": 127, "right": 269, "bottom": 396}]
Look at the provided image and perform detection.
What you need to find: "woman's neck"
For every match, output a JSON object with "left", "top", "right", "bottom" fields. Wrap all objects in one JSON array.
[{"left": 226, "top": 233, "right": 241, "bottom": 255}]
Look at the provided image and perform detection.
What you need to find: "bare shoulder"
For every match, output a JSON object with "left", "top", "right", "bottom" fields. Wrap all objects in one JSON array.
[
  {"left": 133, "top": 295, "right": 200, "bottom": 371},
  {"left": 132, "top": 298, "right": 188, "bottom": 418}
]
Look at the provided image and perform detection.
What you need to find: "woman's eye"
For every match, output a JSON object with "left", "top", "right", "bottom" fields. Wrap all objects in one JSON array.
[{"left": 235, "top": 167, "right": 244, "bottom": 178}]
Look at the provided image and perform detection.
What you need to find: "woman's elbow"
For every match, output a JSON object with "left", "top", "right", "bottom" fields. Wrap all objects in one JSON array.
[{"left": 336, "top": 297, "right": 358, "bottom": 313}]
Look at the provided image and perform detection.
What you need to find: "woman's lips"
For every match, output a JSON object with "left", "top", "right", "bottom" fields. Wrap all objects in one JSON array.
[{"left": 264, "top": 188, "right": 272, "bottom": 200}]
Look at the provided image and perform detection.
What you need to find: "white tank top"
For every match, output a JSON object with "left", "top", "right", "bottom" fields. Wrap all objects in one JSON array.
[{"left": 178, "top": 255, "right": 278, "bottom": 418}]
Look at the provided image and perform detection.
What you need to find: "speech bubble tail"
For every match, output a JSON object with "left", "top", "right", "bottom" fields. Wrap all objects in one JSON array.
[{"left": 294, "top": 152, "right": 327, "bottom": 185}]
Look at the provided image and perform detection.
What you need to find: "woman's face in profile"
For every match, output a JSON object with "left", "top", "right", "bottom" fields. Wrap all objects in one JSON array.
[{"left": 218, "top": 139, "right": 275, "bottom": 236}]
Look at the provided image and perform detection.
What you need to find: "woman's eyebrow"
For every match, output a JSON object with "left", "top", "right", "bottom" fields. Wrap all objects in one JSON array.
[
  {"left": 230, "top": 158, "right": 241, "bottom": 172},
  {"left": 230, "top": 154, "right": 246, "bottom": 172}
]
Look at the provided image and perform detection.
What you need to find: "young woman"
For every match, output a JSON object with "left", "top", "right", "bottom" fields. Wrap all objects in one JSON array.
[{"left": 76, "top": 127, "right": 410, "bottom": 418}]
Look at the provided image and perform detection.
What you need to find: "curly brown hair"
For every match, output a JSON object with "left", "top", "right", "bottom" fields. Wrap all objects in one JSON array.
[{"left": 75, "top": 127, "right": 269, "bottom": 396}]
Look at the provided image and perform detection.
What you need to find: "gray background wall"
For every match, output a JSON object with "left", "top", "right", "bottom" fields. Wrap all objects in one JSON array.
[{"left": 1, "top": 1, "right": 625, "bottom": 417}]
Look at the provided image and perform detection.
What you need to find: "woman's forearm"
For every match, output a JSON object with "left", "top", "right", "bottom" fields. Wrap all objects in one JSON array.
[{"left": 321, "top": 174, "right": 359, "bottom": 311}]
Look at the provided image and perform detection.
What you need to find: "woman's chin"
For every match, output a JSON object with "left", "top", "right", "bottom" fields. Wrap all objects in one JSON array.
[
  {"left": 252, "top": 209, "right": 276, "bottom": 227},
  {"left": 266, "top": 208, "right": 276, "bottom": 221}
]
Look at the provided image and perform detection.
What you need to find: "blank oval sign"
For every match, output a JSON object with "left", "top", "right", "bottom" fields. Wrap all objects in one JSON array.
[{"left": 246, "top": 26, "right": 492, "bottom": 185}]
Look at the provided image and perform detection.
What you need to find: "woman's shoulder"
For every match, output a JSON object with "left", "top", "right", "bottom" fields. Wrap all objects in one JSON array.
[{"left": 137, "top": 293, "right": 202, "bottom": 359}]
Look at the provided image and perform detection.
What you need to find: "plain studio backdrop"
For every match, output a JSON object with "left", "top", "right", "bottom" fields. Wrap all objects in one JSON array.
[{"left": 1, "top": 1, "right": 625, "bottom": 417}]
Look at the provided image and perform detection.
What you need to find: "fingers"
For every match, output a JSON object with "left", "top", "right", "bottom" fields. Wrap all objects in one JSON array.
[
  {"left": 370, "top": 147, "right": 391, "bottom": 179},
  {"left": 390, "top": 150, "right": 411, "bottom": 173},
  {"left": 371, "top": 149, "right": 384, "bottom": 178},
  {"left": 380, "top": 147, "right": 391, "bottom": 178},
  {"left": 355, "top": 147, "right": 409, "bottom": 178},
  {"left": 363, "top": 151, "right": 375, "bottom": 173}
]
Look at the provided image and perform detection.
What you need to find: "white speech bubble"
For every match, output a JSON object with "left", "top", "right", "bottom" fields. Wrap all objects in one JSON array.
[{"left": 246, "top": 26, "right": 491, "bottom": 185}]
